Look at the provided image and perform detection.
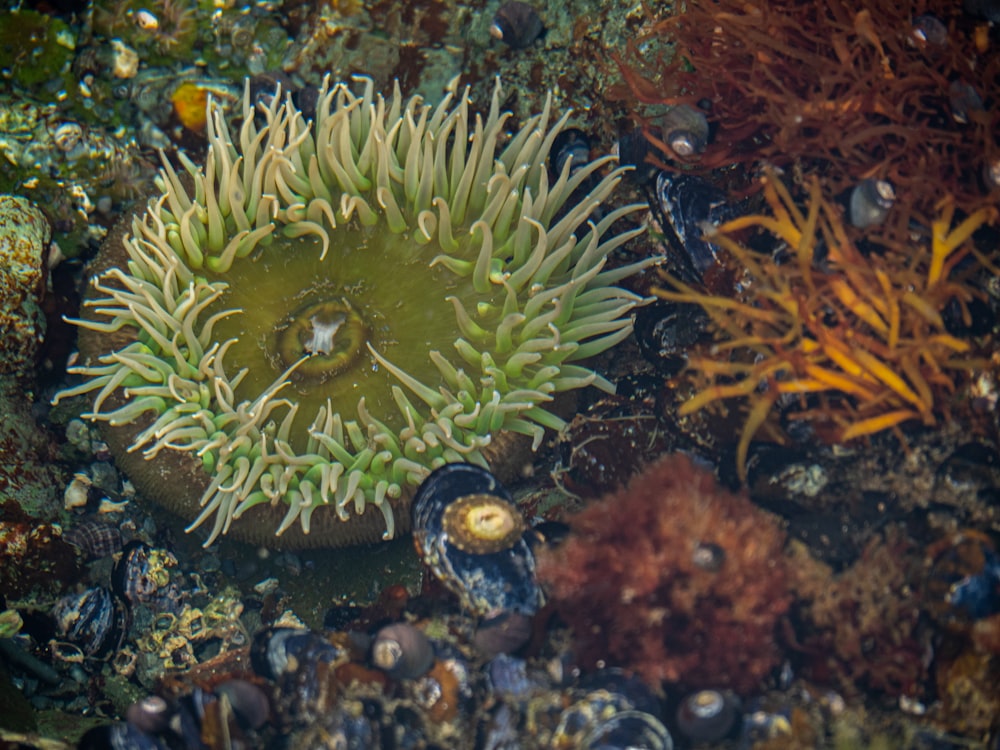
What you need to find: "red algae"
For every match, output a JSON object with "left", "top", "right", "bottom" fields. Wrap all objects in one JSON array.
[
  {"left": 536, "top": 453, "right": 789, "bottom": 694},
  {"left": 786, "top": 526, "right": 927, "bottom": 697}
]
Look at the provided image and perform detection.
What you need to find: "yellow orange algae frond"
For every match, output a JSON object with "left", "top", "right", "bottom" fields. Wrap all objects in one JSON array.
[{"left": 656, "top": 173, "right": 998, "bottom": 480}]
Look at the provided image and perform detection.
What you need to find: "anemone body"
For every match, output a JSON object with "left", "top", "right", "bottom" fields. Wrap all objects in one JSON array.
[{"left": 58, "top": 76, "right": 650, "bottom": 548}]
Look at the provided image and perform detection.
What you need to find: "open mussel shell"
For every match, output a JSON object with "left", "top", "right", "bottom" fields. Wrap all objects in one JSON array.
[{"left": 412, "top": 463, "right": 543, "bottom": 617}]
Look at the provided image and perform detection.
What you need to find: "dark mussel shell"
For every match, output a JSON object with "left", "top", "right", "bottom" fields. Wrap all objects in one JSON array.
[
  {"left": 250, "top": 626, "right": 342, "bottom": 681},
  {"left": 77, "top": 721, "right": 168, "bottom": 750},
  {"left": 633, "top": 299, "right": 711, "bottom": 376},
  {"left": 51, "top": 586, "right": 127, "bottom": 659},
  {"left": 111, "top": 540, "right": 179, "bottom": 609},
  {"left": 550, "top": 127, "right": 591, "bottom": 180},
  {"left": 250, "top": 627, "right": 344, "bottom": 725},
  {"left": 655, "top": 172, "right": 741, "bottom": 278},
  {"left": 490, "top": 1, "right": 545, "bottom": 49},
  {"left": 583, "top": 710, "right": 674, "bottom": 750},
  {"left": 412, "top": 463, "right": 543, "bottom": 617}
]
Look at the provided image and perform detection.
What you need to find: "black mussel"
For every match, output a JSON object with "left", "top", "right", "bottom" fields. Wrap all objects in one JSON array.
[
  {"left": 490, "top": 1, "right": 545, "bottom": 49},
  {"left": 655, "top": 172, "right": 741, "bottom": 277},
  {"left": 290, "top": 700, "right": 382, "bottom": 750},
  {"left": 909, "top": 14, "right": 948, "bottom": 48},
  {"left": 78, "top": 721, "right": 168, "bottom": 750},
  {"left": 550, "top": 128, "right": 591, "bottom": 180},
  {"left": 848, "top": 178, "right": 895, "bottom": 229},
  {"left": 615, "top": 127, "right": 660, "bottom": 185},
  {"left": 251, "top": 627, "right": 343, "bottom": 725},
  {"left": 578, "top": 668, "right": 662, "bottom": 717},
  {"left": 949, "top": 79, "right": 985, "bottom": 125},
  {"left": 248, "top": 72, "right": 294, "bottom": 112},
  {"left": 660, "top": 104, "right": 710, "bottom": 158},
  {"left": 964, "top": 0, "right": 1000, "bottom": 23},
  {"left": 111, "top": 541, "right": 180, "bottom": 609},
  {"left": 676, "top": 689, "right": 740, "bottom": 743},
  {"left": 51, "top": 586, "right": 126, "bottom": 659},
  {"left": 633, "top": 300, "right": 710, "bottom": 376},
  {"left": 250, "top": 626, "right": 341, "bottom": 681},
  {"left": 487, "top": 653, "right": 538, "bottom": 697},
  {"left": 924, "top": 531, "right": 1000, "bottom": 626},
  {"left": 583, "top": 710, "right": 674, "bottom": 750},
  {"left": 412, "top": 463, "right": 543, "bottom": 617},
  {"left": 63, "top": 519, "right": 123, "bottom": 559},
  {"left": 370, "top": 622, "right": 435, "bottom": 680},
  {"left": 551, "top": 684, "right": 664, "bottom": 748}
]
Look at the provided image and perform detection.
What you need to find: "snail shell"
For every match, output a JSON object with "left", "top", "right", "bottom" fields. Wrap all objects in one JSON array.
[
  {"left": 848, "top": 178, "right": 895, "bottom": 228},
  {"left": 909, "top": 14, "right": 948, "bottom": 48},
  {"left": 371, "top": 622, "right": 435, "bottom": 680},
  {"left": 676, "top": 689, "right": 740, "bottom": 742},
  {"left": 490, "top": 1, "right": 544, "bottom": 49},
  {"left": 63, "top": 519, "right": 123, "bottom": 559},
  {"left": 660, "top": 104, "right": 710, "bottom": 157}
]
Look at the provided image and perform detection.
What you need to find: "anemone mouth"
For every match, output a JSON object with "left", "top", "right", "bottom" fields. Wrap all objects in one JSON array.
[{"left": 59, "top": 76, "right": 654, "bottom": 548}]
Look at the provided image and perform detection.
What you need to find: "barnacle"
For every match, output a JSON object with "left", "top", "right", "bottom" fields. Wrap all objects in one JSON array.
[{"left": 656, "top": 172, "right": 998, "bottom": 479}]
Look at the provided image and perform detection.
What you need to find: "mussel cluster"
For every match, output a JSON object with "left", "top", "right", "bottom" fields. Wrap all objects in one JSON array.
[{"left": 63, "top": 465, "right": 787, "bottom": 749}]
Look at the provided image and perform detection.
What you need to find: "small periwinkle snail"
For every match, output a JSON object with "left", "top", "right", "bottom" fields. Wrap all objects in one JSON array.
[
  {"left": 490, "top": 1, "right": 545, "bottom": 49},
  {"left": 371, "top": 622, "right": 435, "bottom": 680},
  {"left": 909, "top": 14, "right": 948, "bottom": 48},
  {"left": 412, "top": 463, "right": 543, "bottom": 617},
  {"left": 949, "top": 79, "right": 985, "bottom": 125},
  {"left": 676, "top": 689, "right": 741, "bottom": 743},
  {"left": 659, "top": 104, "right": 711, "bottom": 158},
  {"left": 848, "top": 178, "right": 895, "bottom": 229}
]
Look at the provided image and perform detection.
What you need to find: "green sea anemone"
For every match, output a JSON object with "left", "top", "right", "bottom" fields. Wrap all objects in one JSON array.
[{"left": 55, "top": 76, "right": 651, "bottom": 548}]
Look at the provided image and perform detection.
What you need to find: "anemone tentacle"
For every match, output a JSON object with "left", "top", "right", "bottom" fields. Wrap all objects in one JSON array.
[{"left": 57, "top": 76, "right": 655, "bottom": 547}]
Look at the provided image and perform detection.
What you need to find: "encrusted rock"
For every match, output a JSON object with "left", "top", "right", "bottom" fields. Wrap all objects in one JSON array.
[{"left": 0, "top": 195, "right": 50, "bottom": 376}]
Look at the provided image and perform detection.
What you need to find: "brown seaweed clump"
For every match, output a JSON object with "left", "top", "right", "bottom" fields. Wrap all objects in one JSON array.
[
  {"left": 786, "top": 526, "right": 927, "bottom": 697},
  {"left": 656, "top": 172, "right": 998, "bottom": 480},
  {"left": 615, "top": 0, "right": 999, "bottom": 231},
  {"left": 536, "top": 453, "right": 789, "bottom": 694}
]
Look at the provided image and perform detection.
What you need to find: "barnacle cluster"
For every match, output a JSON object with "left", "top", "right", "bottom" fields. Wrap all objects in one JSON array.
[
  {"left": 657, "top": 173, "right": 997, "bottom": 478},
  {"left": 56, "top": 76, "right": 650, "bottom": 548}
]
